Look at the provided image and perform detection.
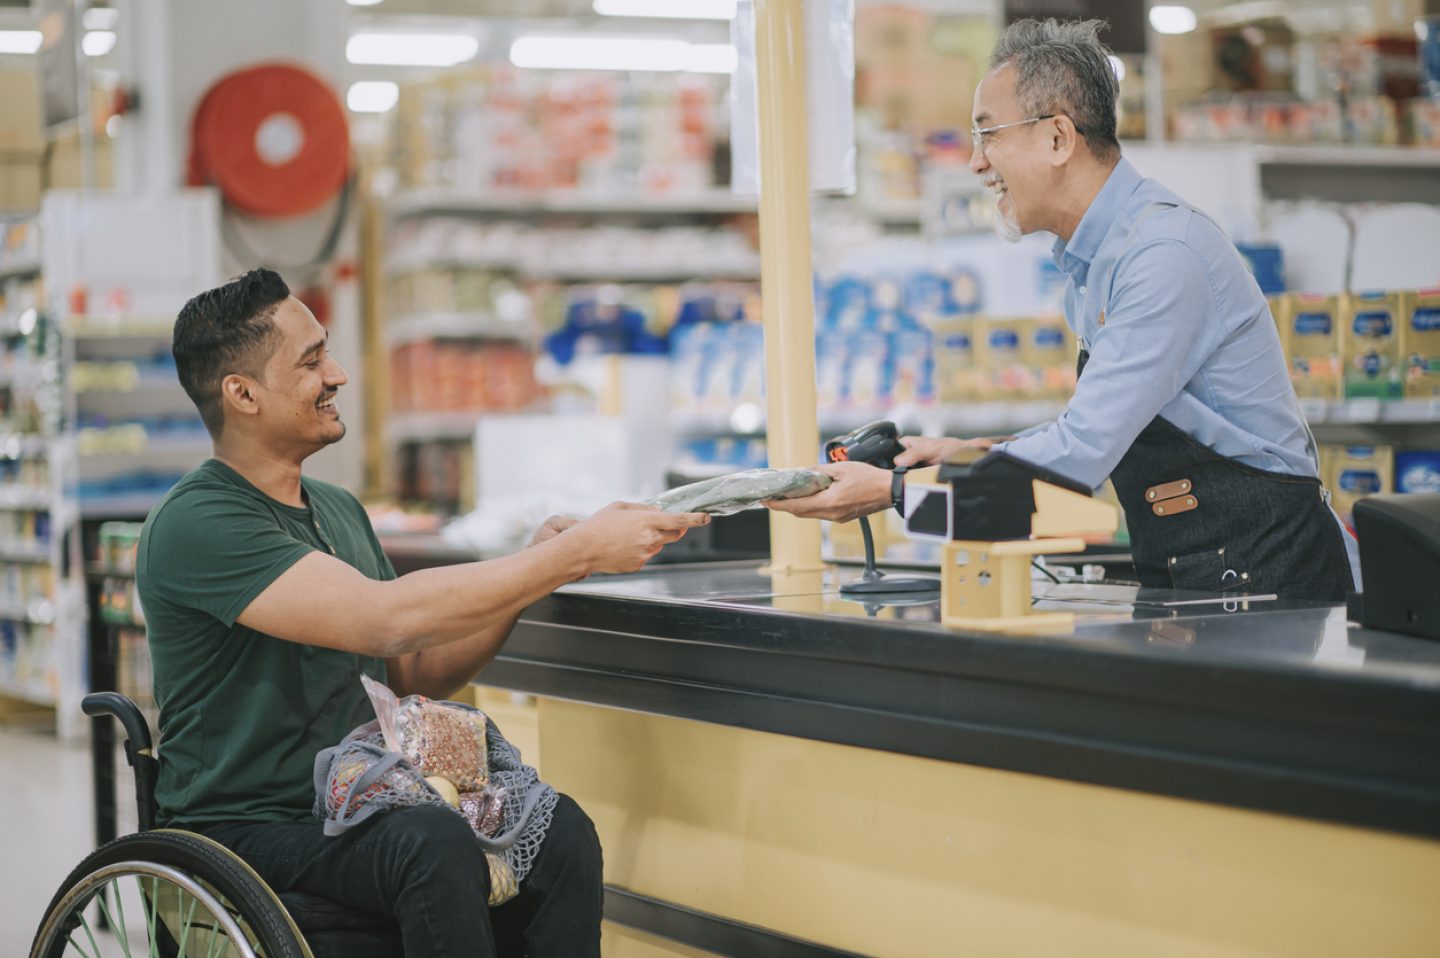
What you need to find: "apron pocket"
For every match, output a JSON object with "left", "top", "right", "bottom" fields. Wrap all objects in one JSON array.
[{"left": 1168, "top": 547, "right": 1253, "bottom": 593}]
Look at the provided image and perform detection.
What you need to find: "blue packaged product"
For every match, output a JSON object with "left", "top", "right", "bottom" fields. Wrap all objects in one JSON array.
[{"left": 1395, "top": 451, "right": 1440, "bottom": 494}]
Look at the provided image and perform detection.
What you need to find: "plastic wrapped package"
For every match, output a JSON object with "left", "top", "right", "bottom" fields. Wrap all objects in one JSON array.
[
  {"left": 648, "top": 468, "right": 832, "bottom": 516},
  {"left": 364, "top": 674, "right": 487, "bottom": 791}
]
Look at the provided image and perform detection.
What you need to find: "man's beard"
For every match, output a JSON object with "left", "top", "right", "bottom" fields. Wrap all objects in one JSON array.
[{"left": 992, "top": 200, "right": 1023, "bottom": 243}]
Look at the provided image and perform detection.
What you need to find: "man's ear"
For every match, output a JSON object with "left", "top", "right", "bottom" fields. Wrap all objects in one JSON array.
[
  {"left": 220, "top": 373, "right": 261, "bottom": 420},
  {"left": 1049, "top": 115, "right": 1079, "bottom": 167}
]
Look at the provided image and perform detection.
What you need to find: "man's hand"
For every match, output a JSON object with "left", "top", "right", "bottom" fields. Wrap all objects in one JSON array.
[
  {"left": 763, "top": 461, "right": 891, "bottom": 522},
  {"left": 893, "top": 435, "right": 1013, "bottom": 468},
  {"left": 568, "top": 502, "right": 710, "bottom": 575},
  {"left": 529, "top": 514, "right": 580, "bottom": 547}
]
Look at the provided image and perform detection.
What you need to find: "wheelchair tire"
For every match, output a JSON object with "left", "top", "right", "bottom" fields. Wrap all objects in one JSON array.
[{"left": 31, "top": 829, "right": 311, "bottom": 958}]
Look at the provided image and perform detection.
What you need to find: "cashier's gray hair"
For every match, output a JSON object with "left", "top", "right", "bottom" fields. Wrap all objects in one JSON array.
[
  {"left": 173, "top": 269, "right": 289, "bottom": 438},
  {"left": 989, "top": 18, "right": 1121, "bottom": 163}
]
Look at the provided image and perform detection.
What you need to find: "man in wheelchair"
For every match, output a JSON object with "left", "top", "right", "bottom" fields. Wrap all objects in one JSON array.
[{"left": 134, "top": 269, "right": 709, "bottom": 955}]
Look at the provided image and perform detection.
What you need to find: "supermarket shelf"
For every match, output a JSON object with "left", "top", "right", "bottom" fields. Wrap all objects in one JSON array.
[
  {"left": 389, "top": 189, "right": 757, "bottom": 220},
  {"left": 73, "top": 369, "right": 185, "bottom": 395},
  {"left": 79, "top": 494, "right": 164, "bottom": 518},
  {"left": 0, "top": 541, "right": 51, "bottom": 564},
  {"left": 0, "top": 257, "right": 40, "bottom": 282},
  {"left": 386, "top": 313, "right": 535, "bottom": 346},
  {"left": 1300, "top": 397, "right": 1440, "bottom": 425},
  {"left": 529, "top": 263, "right": 761, "bottom": 283},
  {"left": 0, "top": 596, "right": 56, "bottom": 625},
  {"left": 76, "top": 429, "right": 209, "bottom": 458},
  {"left": 64, "top": 315, "right": 175, "bottom": 338},
  {"left": 386, "top": 411, "right": 481, "bottom": 444},
  {"left": 0, "top": 678, "right": 55, "bottom": 707},
  {"left": 386, "top": 254, "right": 519, "bottom": 276},
  {"left": 0, "top": 433, "right": 52, "bottom": 458},
  {"left": 86, "top": 563, "right": 136, "bottom": 581},
  {"left": 1253, "top": 144, "right": 1440, "bottom": 168},
  {"left": 674, "top": 397, "right": 1440, "bottom": 439},
  {"left": 0, "top": 486, "right": 51, "bottom": 510}
]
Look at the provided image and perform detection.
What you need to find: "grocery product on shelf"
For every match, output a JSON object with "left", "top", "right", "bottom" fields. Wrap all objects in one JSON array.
[
  {"left": 1342, "top": 291, "right": 1404, "bottom": 399},
  {"left": 1279, "top": 293, "right": 1344, "bottom": 399},
  {"left": 1400, "top": 288, "right": 1440, "bottom": 398}
]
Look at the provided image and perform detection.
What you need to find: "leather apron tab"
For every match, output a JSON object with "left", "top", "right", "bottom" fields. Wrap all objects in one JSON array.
[
  {"left": 1145, "top": 479, "right": 1192, "bottom": 502},
  {"left": 1151, "top": 494, "right": 1198, "bottom": 517}
]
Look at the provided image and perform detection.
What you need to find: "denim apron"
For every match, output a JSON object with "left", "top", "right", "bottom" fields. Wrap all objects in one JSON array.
[{"left": 1077, "top": 204, "right": 1354, "bottom": 602}]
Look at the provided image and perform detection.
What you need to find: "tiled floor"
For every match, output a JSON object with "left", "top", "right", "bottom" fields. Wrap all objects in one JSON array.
[{"left": 1, "top": 722, "right": 101, "bottom": 954}]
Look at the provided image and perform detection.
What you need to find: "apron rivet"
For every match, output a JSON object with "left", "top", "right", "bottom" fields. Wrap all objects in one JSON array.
[
  {"left": 1242, "top": 572, "right": 1249, "bottom": 580},
  {"left": 1157, "top": 506, "right": 1165, "bottom": 514},
  {"left": 1169, "top": 557, "right": 1176, "bottom": 565}
]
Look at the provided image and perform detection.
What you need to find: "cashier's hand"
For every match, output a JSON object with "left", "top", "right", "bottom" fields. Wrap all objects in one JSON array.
[
  {"left": 893, "top": 435, "right": 1011, "bottom": 468},
  {"left": 763, "top": 461, "right": 891, "bottom": 523},
  {"left": 570, "top": 502, "right": 710, "bottom": 575}
]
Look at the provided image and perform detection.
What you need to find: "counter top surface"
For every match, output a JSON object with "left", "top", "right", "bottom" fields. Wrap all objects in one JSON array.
[{"left": 553, "top": 561, "right": 1440, "bottom": 690}]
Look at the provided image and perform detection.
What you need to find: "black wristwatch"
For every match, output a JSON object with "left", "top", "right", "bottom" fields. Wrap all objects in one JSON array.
[{"left": 891, "top": 466, "right": 908, "bottom": 517}]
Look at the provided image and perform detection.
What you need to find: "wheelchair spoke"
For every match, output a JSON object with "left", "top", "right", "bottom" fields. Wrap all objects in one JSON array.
[
  {"left": 174, "top": 891, "right": 200, "bottom": 958},
  {"left": 94, "top": 883, "right": 133, "bottom": 958},
  {"left": 65, "top": 929, "right": 100, "bottom": 958},
  {"left": 73, "top": 905, "right": 105, "bottom": 958},
  {"left": 143, "top": 875, "right": 159, "bottom": 947}
]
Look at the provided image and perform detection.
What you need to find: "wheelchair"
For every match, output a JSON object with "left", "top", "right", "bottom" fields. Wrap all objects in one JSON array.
[{"left": 31, "top": 692, "right": 402, "bottom": 958}]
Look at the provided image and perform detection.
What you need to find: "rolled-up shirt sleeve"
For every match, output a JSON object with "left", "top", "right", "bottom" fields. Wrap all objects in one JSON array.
[{"left": 993, "top": 238, "right": 1225, "bottom": 489}]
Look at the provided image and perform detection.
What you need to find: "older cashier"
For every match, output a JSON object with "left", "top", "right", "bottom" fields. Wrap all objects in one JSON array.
[{"left": 769, "top": 17, "right": 1358, "bottom": 601}]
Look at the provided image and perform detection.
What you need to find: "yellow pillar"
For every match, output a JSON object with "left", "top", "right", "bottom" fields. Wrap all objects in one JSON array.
[{"left": 755, "top": 0, "right": 824, "bottom": 574}]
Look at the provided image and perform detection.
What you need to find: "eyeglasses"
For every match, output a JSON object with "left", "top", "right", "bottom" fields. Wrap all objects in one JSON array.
[{"left": 970, "top": 114, "right": 1067, "bottom": 153}]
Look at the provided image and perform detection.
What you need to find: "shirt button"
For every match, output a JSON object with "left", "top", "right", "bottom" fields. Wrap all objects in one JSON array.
[{"left": 1079, "top": 286, "right": 1087, "bottom": 295}]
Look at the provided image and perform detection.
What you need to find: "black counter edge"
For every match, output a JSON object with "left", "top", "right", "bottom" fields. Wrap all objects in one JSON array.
[
  {"left": 604, "top": 886, "right": 870, "bottom": 958},
  {"left": 527, "top": 593, "right": 1440, "bottom": 732},
  {"left": 483, "top": 656, "right": 1440, "bottom": 842}
]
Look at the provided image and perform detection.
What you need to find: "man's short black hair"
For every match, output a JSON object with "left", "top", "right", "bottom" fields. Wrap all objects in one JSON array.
[{"left": 173, "top": 269, "right": 290, "bottom": 439}]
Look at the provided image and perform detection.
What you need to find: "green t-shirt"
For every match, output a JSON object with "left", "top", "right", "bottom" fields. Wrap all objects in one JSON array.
[{"left": 137, "top": 459, "right": 393, "bottom": 827}]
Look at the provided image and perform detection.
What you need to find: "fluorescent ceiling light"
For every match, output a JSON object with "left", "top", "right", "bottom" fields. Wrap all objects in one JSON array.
[
  {"left": 347, "top": 0, "right": 385, "bottom": 5},
  {"left": 82, "top": 7, "right": 119, "bottom": 31},
  {"left": 83, "top": 31, "right": 116, "bottom": 57},
  {"left": 346, "top": 32, "right": 479, "bottom": 67},
  {"left": 593, "top": 0, "right": 737, "bottom": 19},
  {"left": 510, "top": 36, "right": 737, "bottom": 73},
  {"left": 347, "top": 80, "right": 399, "bottom": 113},
  {"left": 0, "top": 30, "right": 42, "bottom": 55},
  {"left": 1149, "top": 5, "right": 1197, "bottom": 35}
]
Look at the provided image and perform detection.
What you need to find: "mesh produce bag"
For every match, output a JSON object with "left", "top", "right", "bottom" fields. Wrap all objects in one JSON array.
[
  {"left": 314, "top": 679, "right": 557, "bottom": 906},
  {"left": 648, "top": 467, "right": 832, "bottom": 516}
]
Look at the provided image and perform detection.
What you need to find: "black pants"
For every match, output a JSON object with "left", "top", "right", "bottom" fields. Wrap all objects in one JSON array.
[{"left": 199, "top": 793, "right": 603, "bottom": 957}]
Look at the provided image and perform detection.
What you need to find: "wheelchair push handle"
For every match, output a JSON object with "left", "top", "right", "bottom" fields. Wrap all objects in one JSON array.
[{"left": 84, "top": 691, "right": 154, "bottom": 753}]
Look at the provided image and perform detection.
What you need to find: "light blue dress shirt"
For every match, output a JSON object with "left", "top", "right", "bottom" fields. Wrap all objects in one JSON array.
[
  {"left": 991, "top": 157, "right": 1361, "bottom": 583},
  {"left": 995, "top": 157, "right": 1317, "bottom": 487}
]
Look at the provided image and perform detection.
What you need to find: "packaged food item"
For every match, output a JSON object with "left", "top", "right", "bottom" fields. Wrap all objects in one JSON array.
[
  {"left": 1394, "top": 450, "right": 1440, "bottom": 493},
  {"left": 1399, "top": 289, "right": 1440, "bottom": 398},
  {"left": 648, "top": 468, "right": 832, "bottom": 515},
  {"left": 976, "top": 316, "right": 1031, "bottom": 399},
  {"left": 1341, "top": 291, "right": 1403, "bottom": 399},
  {"left": 1280, "top": 293, "right": 1343, "bottom": 399},
  {"left": 1022, "top": 316, "right": 1075, "bottom": 399},
  {"left": 364, "top": 674, "right": 488, "bottom": 792},
  {"left": 932, "top": 316, "right": 978, "bottom": 402},
  {"left": 1322, "top": 444, "right": 1393, "bottom": 529}
]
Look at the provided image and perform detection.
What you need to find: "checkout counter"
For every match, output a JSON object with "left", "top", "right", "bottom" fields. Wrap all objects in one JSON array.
[{"left": 381, "top": 541, "right": 1440, "bottom": 958}]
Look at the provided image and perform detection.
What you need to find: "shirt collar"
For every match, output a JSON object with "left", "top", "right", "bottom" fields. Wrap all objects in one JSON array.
[{"left": 1051, "top": 156, "right": 1144, "bottom": 286}]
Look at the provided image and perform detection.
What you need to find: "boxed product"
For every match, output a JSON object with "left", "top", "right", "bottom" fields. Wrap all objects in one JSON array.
[
  {"left": 1399, "top": 288, "right": 1440, "bottom": 398},
  {"left": 975, "top": 317, "right": 1031, "bottom": 399},
  {"left": 1021, "top": 316, "right": 1076, "bottom": 400},
  {"left": 1323, "top": 444, "right": 1393, "bottom": 529},
  {"left": 932, "top": 316, "right": 978, "bottom": 402},
  {"left": 1394, "top": 450, "right": 1440, "bottom": 493},
  {"left": 1341, "top": 290, "right": 1404, "bottom": 399},
  {"left": 1280, "top": 293, "right": 1343, "bottom": 399}
]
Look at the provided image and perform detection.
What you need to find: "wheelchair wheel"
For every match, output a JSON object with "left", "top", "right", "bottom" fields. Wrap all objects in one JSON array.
[{"left": 31, "top": 830, "right": 311, "bottom": 958}]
